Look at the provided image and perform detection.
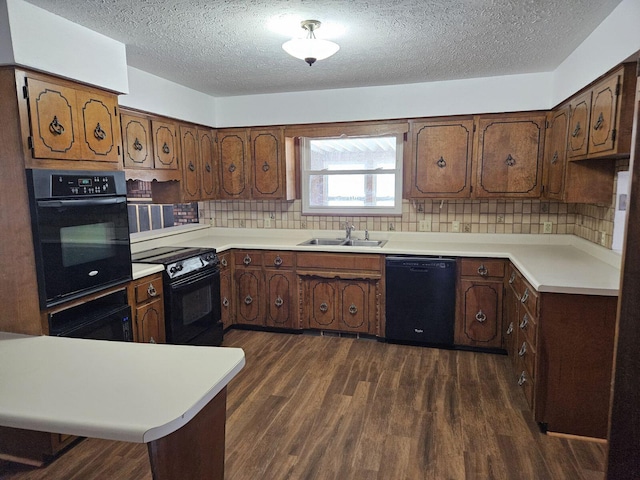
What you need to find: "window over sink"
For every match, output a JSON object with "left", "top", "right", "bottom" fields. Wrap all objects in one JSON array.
[{"left": 301, "top": 135, "right": 403, "bottom": 215}]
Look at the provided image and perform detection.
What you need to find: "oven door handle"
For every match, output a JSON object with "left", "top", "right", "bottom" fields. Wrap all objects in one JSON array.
[{"left": 37, "top": 197, "right": 126, "bottom": 208}]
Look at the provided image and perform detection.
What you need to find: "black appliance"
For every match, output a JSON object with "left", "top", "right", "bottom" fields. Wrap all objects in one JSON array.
[
  {"left": 385, "top": 256, "right": 456, "bottom": 346},
  {"left": 131, "top": 247, "right": 222, "bottom": 346},
  {"left": 49, "top": 290, "right": 133, "bottom": 341},
  {"left": 26, "top": 169, "right": 132, "bottom": 308}
]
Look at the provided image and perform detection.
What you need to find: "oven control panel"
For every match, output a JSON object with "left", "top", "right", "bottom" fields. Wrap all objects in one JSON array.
[
  {"left": 166, "top": 253, "right": 219, "bottom": 279},
  {"left": 51, "top": 174, "right": 118, "bottom": 196}
]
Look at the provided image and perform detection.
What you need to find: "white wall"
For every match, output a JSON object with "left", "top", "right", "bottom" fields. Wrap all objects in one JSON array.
[
  {"left": 119, "top": 67, "right": 216, "bottom": 127},
  {"left": 0, "top": 1, "right": 14, "bottom": 64},
  {"left": 552, "top": 0, "right": 640, "bottom": 106},
  {"left": 3, "top": 0, "right": 128, "bottom": 93},
  {"left": 215, "top": 72, "right": 553, "bottom": 127}
]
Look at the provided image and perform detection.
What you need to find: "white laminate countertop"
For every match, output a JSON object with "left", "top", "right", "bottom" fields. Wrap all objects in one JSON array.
[
  {"left": 0, "top": 333, "right": 245, "bottom": 443},
  {"left": 130, "top": 225, "right": 622, "bottom": 296}
]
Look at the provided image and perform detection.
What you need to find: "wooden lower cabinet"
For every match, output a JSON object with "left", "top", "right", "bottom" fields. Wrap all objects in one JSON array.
[
  {"left": 264, "top": 269, "right": 297, "bottom": 329},
  {"left": 235, "top": 267, "right": 264, "bottom": 326},
  {"left": 128, "top": 273, "right": 165, "bottom": 344},
  {"left": 218, "top": 252, "right": 234, "bottom": 329}
]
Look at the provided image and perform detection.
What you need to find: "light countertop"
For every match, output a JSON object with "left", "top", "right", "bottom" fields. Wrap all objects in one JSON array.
[
  {"left": 0, "top": 332, "right": 245, "bottom": 443},
  {"left": 131, "top": 226, "right": 622, "bottom": 296}
]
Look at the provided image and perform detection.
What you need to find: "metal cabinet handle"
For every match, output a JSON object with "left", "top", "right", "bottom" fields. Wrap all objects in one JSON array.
[
  {"left": 475, "top": 310, "right": 487, "bottom": 323},
  {"left": 222, "top": 297, "right": 229, "bottom": 307},
  {"left": 243, "top": 254, "right": 252, "bottom": 265},
  {"left": 49, "top": 116, "right": 64, "bottom": 135},
  {"left": 94, "top": 123, "right": 106, "bottom": 140},
  {"left": 319, "top": 302, "right": 328, "bottom": 313},
  {"left": 477, "top": 264, "right": 488, "bottom": 276},
  {"left": 551, "top": 151, "right": 558, "bottom": 165},
  {"left": 436, "top": 156, "right": 446, "bottom": 168},
  {"left": 162, "top": 142, "right": 170, "bottom": 154},
  {"left": 505, "top": 154, "right": 516, "bottom": 167},
  {"left": 509, "top": 272, "right": 516, "bottom": 284},
  {"left": 133, "top": 137, "right": 143, "bottom": 151},
  {"left": 520, "top": 313, "right": 529, "bottom": 329},
  {"left": 273, "top": 255, "right": 283, "bottom": 266},
  {"left": 349, "top": 304, "right": 358, "bottom": 315},
  {"left": 229, "top": 163, "right": 236, "bottom": 173},
  {"left": 147, "top": 284, "right": 157, "bottom": 297},
  {"left": 506, "top": 322, "right": 514, "bottom": 335},
  {"left": 244, "top": 295, "right": 253, "bottom": 305},
  {"left": 221, "top": 258, "right": 228, "bottom": 267},
  {"left": 593, "top": 112, "right": 604, "bottom": 131},
  {"left": 572, "top": 122, "right": 581, "bottom": 138},
  {"left": 275, "top": 296, "right": 284, "bottom": 307},
  {"left": 518, "top": 371, "right": 527, "bottom": 386},
  {"left": 518, "top": 342, "right": 527, "bottom": 357},
  {"left": 262, "top": 161, "right": 270, "bottom": 172},
  {"left": 521, "top": 288, "right": 529, "bottom": 304},
  {"left": 188, "top": 161, "right": 195, "bottom": 172}
]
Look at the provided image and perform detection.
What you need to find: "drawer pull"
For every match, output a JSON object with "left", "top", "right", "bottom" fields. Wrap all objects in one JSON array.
[
  {"left": 504, "top": 154, "right": 516, "bottom": 167},
  {"left": 508, "top": 272, "right": 516, "bottom": 284},
  {"left": 475, "top": 310, "right": 487, "bottom": 323},
  {"left": 244, "top": 295, "right": 253, "bottom": 305},
  {"left": 518, "top": 371, "right": 527, "bottom": 386},
  {"left": 147, "top": 284, "right": 157, "bottom": 297},
  {"left": 506, "top": 322, "right": 514, "bottom": 335},
  {"left": 273, "top": 255, "right": 283, "bottom": 266},
  {"left": 243, "top": 254, "right": 252, "bottom": 265},
  {"left": 593, "top": 112, "right": 604, "bottom": 131},
  {"left": 349, "top": 303, "right": 358, "bottom": 315},
  {"left": 319, "top": 302, "right": 328, "bottom": 313},
  {"left": 162, "top": 142, "right": 170, "bottom": 154},
  {"left": 436, "top": 156, "right": 446, "bottom": 168},
  {"left": 133, "top": 137, "right": 143, "bottom": 151},
  {"left": 521, "top": 288, "right": 529, "bottom": 304},
  {"left": 477, "top": 264, "right": 488, "bottom": 276},
  {"left": 94, "top": 123, "right": 106, "bottom": 140},
  {"left": 49, "top": 116, "right": 65, "bottom": 135},
  {"left": 520, "top": 314, "right": 529, "bottom": 329},
  {"left": 222, "top": 297, "right": 229, "bottom": 308},
  {"left": 518, "top": 342, "right": 527, "bottom": 357},
  {"left": 221, "top": 258, "right": 228, "bottom": 267},
  {"left": 274, "top": 296, "right": 284, "bottom": 307}
]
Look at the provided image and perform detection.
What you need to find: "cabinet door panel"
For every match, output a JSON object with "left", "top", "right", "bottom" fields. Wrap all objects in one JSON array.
[
  {"left": 475, "top": 115, "right": 545, "bottom": 198},
  {"left": 410, "top": 120, "right": 473, "bottom": 197},
  {"left": 458, "top": 279, "right": 502, "bottom": 347},
  {"left": 122, "top": 113, "right": 152, "bottom": 168},
  {"left": 199, "top": 128, "right": 218, "bottom": 199},
  {"left": 76, "top": 90, "right": 120, "bottom": 163},
  {"left": 567, "top": 92, "right": 591, "bottom": 159},
  {"left": 136, "top": 297, "right": 165, "bottom": 344},
  {"left": 220, "top": 268, "right": 233, "bottom": 328},
  {"left": 180, "top": 125, "right": 200, "bottom": 201},
  {"left": 152, "top": 120, "right": 179, "bottom": 169},
  {"left": 589, "top": 74, "right": 619, "bottom": 156},
  {"left": 265, "top": 270, "right": 296, "bottom": 328},
  {"left": 307, "top": 279, "right": 336, "bottom": 329},
  {"left": 235, "top": 270, "right": 263, "bottom": 325},
  {"left": 339, "top": 281, "right": 370, "bottom": 333},
  {"left": 252, "top": 130, "right": 283, "bottom": 198},
  {"left": 26, "top": 78, "right": 82, "bottom": 160},
  {"left": 543, "top": 108, "right": 569, "bottom": 200},
  {"left": 218, "top": 130, "right": 249, "bottom": 198}
]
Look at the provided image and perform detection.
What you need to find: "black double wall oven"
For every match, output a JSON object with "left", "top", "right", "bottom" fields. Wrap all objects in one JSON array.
[{"left": 26, "top": 169, "right": 133, "bottom": 341}]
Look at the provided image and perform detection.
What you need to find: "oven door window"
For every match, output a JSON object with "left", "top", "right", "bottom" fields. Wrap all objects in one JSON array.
[{"left": 34, "top": 197, "right": 132, "bottom": 307}]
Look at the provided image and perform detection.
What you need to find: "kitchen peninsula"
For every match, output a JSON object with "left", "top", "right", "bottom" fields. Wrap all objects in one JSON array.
[{"left": 0, "top": 332, "right": 245, "bottom": 479}]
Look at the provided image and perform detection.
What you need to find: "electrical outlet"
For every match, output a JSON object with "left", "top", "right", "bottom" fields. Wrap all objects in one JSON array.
[
  {"left": 418, "top": 220, "right": 431, "bottom": 232},
  {"left": 463, "top": 223, "right": 471, "bottom": 233},
  {"left": 599, "top": 231, "right": 607, "bottom": 246},
  {"left": 239, "top": 220, "right": 245, "bottom": 228},
  {"left": 497, "top": 215, "right": 504, "bottom": 224},
  {"left": 208, "top": 217, "right": 214, "bottom": 226},
  {"left": 264, "top": 217, "right": 271, "bottom": 228},
  {"left": 543, "top": 222, "right": 553, "bottom": 234},
  {"left": 301, "top": 221, "right": 307, "bottom": 229},
  {"left": 452, "top": 220, "right": 460, "bottom": 233},
  {"left": 388, "top": 223, "right": 396, "bottom": 231}
]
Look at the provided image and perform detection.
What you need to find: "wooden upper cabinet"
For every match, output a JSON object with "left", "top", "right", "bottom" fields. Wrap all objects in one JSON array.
[
  {"left": 473, "top": 113, "right": 545, "bottom": 198},
  {"left": 409, "top": 118, "right": 473, "bottom": 198},
  {"left": 199, "top": 128, "right": 218, "bottom": 200},
  {"left": 543, "top": 107, "right": 569, "bottom": 200},
  {"left": 152, "top": 119, "right": 179, "bottom": 170},
  {"left": 567, "top": 91, "right": 591, "bottom": 159},
  {"left": 25, "top": 75, "right": 121, "bottom": 165},
  {"left": 121, "top": 112, "right": 152, "bottom": 169},
  {"left": 180, "top": 124, "right": 201, "bottom": 201},
  {"left": 589, "top": 71, "right": 622, "bottom": 156},
  {"left": 218, "top": 128, "right": 250, "bottom": 199},
  {"left": 251, "top": 127, "right": 285, "bottom": 199}
]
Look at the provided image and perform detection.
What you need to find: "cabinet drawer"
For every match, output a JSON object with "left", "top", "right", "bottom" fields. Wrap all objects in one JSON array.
[
  {"left": 264, "top": 251, "right": 295, "bottom": 269},
  {"left": 218, "top": 252, "right": 232, "bottom": 271},
  {"left": 516, "top": 339, "right": 536, "bottom": 380},
  {"left": 297, "top": 253, "right": 382, "bottom": 274},
  {"left": 461, "top": 258, "right": 505, "bottom": 279},
  {"left": 134, "top": 276, "right": 163, "bottom": 304},
  {"left": 516, "top": 366, "right": 535, "bottom": 411},
  {"left": 518, "top": 306, "right": 537, "bottom": 349},
  {"left": 234, "top": 250, "right": 264, "bottom": 267},
  {"left": 519, "top": 282, "right": 539, "bottom": 316},
  {"left": 506, "top": 266, "right": 523, "bottom": 295}
]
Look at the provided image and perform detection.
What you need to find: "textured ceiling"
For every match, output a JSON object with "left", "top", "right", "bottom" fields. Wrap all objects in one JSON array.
[{"left": 24, "top": 0, "right": 624, "bottom": 97}]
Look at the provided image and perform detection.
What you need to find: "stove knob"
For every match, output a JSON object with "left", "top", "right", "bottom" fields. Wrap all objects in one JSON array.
[
  {"left": 169, "top": 266, "right": 177, "bottom": 274},
  {"left": 177, "top": 264, "right": 183, "bottom": 271}
]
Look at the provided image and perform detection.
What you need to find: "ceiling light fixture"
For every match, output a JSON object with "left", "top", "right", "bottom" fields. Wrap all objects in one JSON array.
[{"left": 282, "top": 20, "right": 340, "bottom": 66}]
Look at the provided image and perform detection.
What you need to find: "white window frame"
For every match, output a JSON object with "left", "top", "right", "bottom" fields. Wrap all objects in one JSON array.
[{"left": 300, "top": 134, "right": 404, "bottom": 216}]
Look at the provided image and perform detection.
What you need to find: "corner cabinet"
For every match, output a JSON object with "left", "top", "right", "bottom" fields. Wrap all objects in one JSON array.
[
  {"left": 473, "top": 113, "right": 546, "bottom": 198},
  {"left": 408, "top": 118, "right": 473, "bottom": 198}
]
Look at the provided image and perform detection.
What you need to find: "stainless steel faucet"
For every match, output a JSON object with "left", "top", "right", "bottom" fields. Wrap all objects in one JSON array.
[{"left": 345, "top": 222, "right": 355, "bottom": 240}]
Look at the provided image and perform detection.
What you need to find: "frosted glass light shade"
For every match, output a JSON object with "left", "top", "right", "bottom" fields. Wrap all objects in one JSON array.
[{"left": 282, "top": 38, "right": 340, "bottom": 65}]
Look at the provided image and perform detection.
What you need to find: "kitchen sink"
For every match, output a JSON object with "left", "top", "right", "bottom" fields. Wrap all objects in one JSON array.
[{"left": 297, "top": 238, "right": 387, "bottom": 248}]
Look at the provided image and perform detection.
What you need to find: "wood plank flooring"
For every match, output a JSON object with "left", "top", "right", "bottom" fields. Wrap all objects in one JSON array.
[{"left": 0, "top": 329, "right": 606, "bottom": 479}]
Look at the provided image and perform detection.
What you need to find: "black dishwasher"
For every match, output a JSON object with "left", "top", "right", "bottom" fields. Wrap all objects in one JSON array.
[{"left": 385, "top": 256, "right": 456, "bottom": 346}]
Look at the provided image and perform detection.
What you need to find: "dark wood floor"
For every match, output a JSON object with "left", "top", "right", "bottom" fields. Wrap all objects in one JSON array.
[{"left": 0, "top": 329, "right": 606, "bottom": 479}]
